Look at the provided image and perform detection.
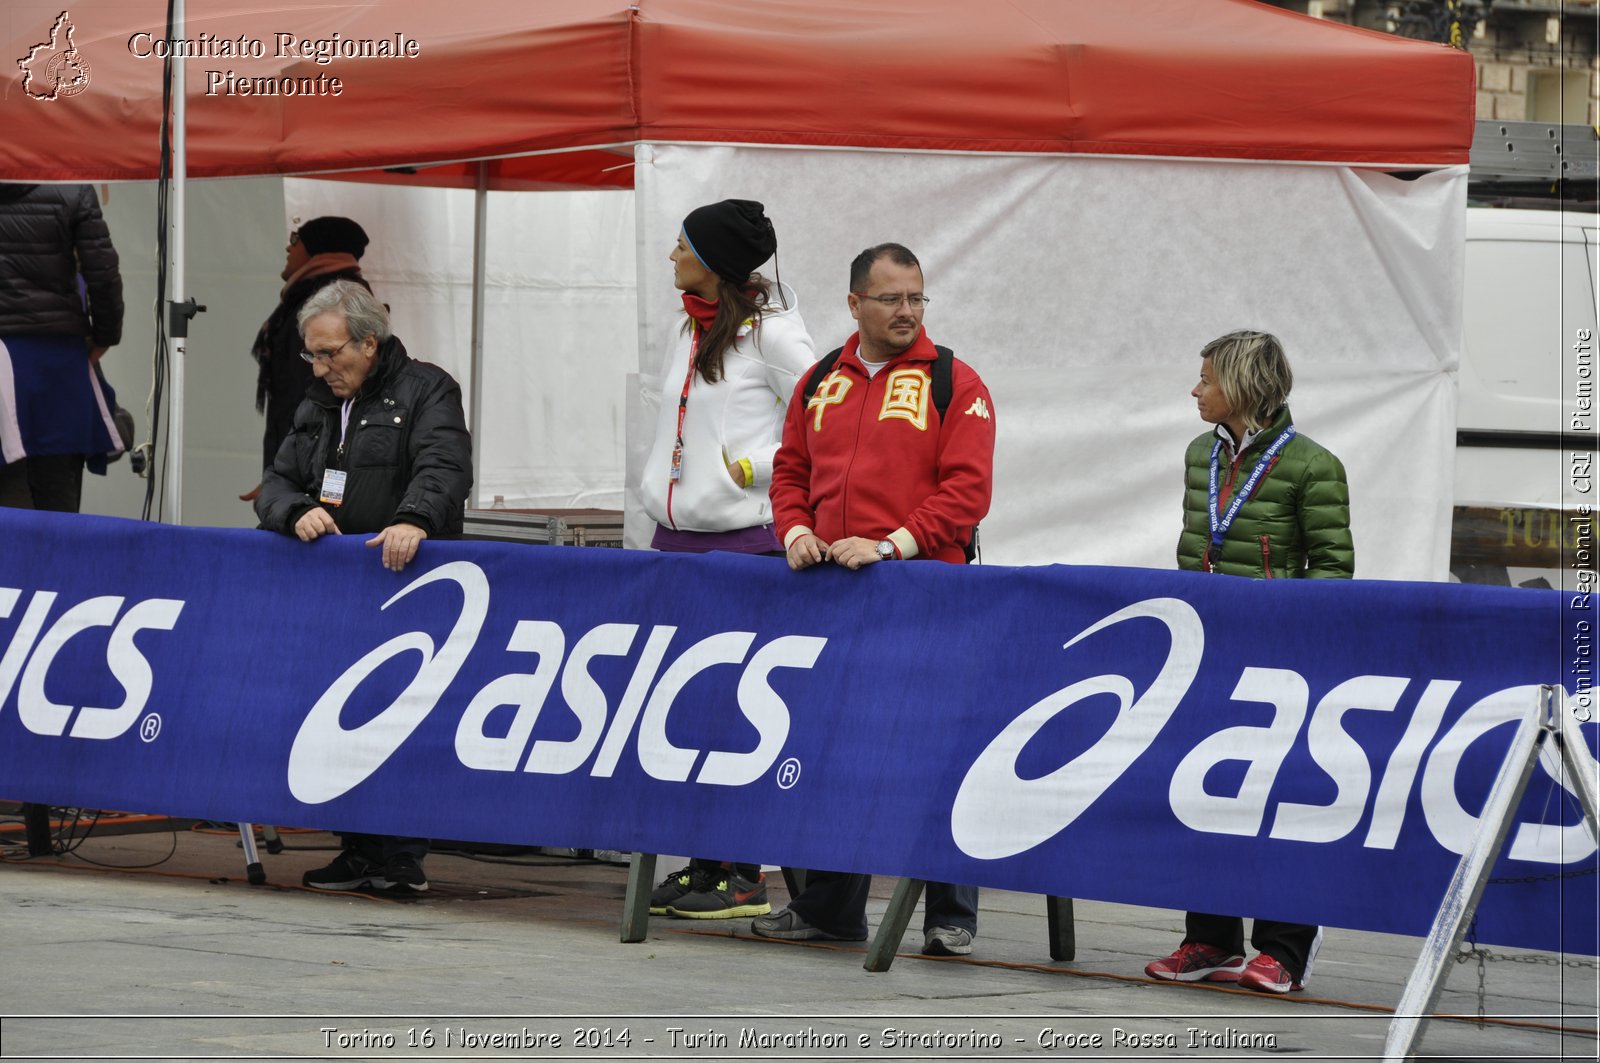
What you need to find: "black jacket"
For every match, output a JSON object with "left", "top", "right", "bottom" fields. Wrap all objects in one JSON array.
[
  {"left": 252, "top": 265, "right": 369, "bottom": 470},
  {"left": 0, "top": 184, "right": 123, "bottom": 346},
  {"left": 255, "top": 337, "right": 472, "bottom": 538}
]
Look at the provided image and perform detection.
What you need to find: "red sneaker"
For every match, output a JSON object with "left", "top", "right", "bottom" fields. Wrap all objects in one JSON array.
[
  {"left": 1237, "top": 953, "right": 1304, "bottom": 994},
  {"left": 1144, "top": 943, "right": 1246, "bottom": 983}
]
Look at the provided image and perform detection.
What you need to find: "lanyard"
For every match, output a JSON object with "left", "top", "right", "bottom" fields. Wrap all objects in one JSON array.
[
  {"left": 334, "top": 397, "right": 355, "bottom": 465},
  {"left": 1207, "top": 424, "right": 1295, "bottom": 550},
  {"left": 668, "top": 327, "right": 701, "bottom": 482}
]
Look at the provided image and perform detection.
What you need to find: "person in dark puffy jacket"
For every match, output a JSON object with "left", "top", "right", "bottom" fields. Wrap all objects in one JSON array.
[
  {"left": 255, "top": 278, "right": 471, "bottom": 895},
  {"left": 255, "top": 278, "right": 471, "bottom": 567},
  {"left": 0, "top": 183, "right": 125, "bottom": 511},
  {"left": 241, "top": 215, "right": 371, "bottom": 500},
  {"left": 1146, "top": 329, "right": 1352, "bottom": 995}
]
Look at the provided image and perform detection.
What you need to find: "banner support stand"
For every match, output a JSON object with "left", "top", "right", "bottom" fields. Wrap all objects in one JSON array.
[{"left": 1384, "top": 685, "right": 1597, "bottom": 1060}]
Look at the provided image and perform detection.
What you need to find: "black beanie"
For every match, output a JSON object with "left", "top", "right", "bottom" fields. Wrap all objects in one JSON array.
[
  {"left": 297, "top": 216, "right": 369, "bottom": 259},
  {"left": 681, "top": 199, "right": 776, "bottom": 284}
]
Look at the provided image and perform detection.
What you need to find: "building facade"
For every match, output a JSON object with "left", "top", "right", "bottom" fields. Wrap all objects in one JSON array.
[{"left": 1261, "top": 0, "right": 1598, "bottom": 125}]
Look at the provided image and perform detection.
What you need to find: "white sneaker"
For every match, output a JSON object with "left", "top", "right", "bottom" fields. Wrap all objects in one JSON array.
[{"left": 923, "top": 926, "right": 974, "bottom": 956}]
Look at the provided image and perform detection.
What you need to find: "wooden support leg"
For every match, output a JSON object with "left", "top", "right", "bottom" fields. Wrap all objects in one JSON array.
[
  {"left": 864, "top": 877, "right": 924, "bottom": 973},
  {"left": 621, "top": 852, "right": 657, "bottom": 943},
  {"left": 1046, "top": 895, "right": 1076, "bottom": 961}
]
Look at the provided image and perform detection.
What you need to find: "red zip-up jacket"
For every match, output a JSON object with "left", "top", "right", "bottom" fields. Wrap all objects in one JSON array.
[{"left": 770, "top": 328, "right": 995, "bottom": 564}]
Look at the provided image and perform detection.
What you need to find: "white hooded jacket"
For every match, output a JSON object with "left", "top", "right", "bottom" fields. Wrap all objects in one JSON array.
[{"left": 641, "top": 282, "right": 815, "bottom": 533}]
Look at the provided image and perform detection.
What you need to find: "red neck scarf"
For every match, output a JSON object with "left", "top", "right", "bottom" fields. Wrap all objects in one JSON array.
[{"left": 681, "top": 292, "right": 719, "bottom": 331}]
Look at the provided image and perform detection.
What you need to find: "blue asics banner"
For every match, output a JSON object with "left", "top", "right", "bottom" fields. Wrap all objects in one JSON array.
[{"left": 0, "top": 509, "right": 1593, "bottom": 954}]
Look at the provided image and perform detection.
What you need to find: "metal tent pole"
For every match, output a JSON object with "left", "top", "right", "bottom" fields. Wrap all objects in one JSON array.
[
  {"left": 468, "top": 161, "right": 488, "bottom": 505},
  {"left": 162, "top": 0, "right": 188, "bottom": 523}
]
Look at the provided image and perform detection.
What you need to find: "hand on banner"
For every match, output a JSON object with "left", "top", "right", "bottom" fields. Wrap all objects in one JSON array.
[
  {"left": 294, "top": 507, "right": 340, "bottom": 542},
  {"left": 827, "top": 536, "right": 883, "bottom": 571},
  {"left": 785, "top": 532, "right": 828, "bottom": 571},
  {"left": 367, "top": 522, "right": 427, "bottom": 572}
]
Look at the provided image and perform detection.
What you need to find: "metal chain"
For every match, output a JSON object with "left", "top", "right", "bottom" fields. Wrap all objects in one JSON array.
[
  {"left": 1455, "top": 915, "right": 1598, "bottom": 1034},
  {"left": 1457, "top": 946, "right": 1599, "bottom": 970},
  {"left": 1476, "top": 947, "right": 1487, "bottom": 1025},
  {"left": 1488, "top": 865, "right": 1599, "bottom": 886},
  {"left": 1460, "top": 921, "right": 1487, "bottom": 1025}
]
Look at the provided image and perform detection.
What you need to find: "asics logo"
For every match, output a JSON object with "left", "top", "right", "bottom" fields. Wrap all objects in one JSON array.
[
  {"left": 288, "top": 562, "right": 488, "bottom": 804},
  {"left": 287, "top": 562, "right": 828, "bottom": 805},
  {"left": 0, "top": 587, "right": 185, "bottom": 740},
  {"left": 952, "top": 598, "right": 1596, "bottom": 866},
  {"left": 951, "top": 598, "right": 1202, "bottom": 859}
]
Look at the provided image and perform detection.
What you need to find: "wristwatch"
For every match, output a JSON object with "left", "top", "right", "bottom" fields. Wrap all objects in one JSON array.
[{"left": 875, "top": 540, "right": 895, "bottom": 561}]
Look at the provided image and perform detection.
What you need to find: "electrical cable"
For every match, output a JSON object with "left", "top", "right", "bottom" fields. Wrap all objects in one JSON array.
[
  {"left": 0, "top": 807, "right": 181, "bottom": 868},
  {"left": 142, "top": 0, "right": 177, "bottom": 522}
]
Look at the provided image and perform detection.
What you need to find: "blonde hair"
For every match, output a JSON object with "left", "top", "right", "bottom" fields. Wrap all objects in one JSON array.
[{"left": 1202, "top": 330, "right": 1293, "bottom": 432}]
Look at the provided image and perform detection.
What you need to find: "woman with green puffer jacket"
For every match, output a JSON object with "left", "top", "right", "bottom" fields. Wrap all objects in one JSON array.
[
  {"left": 1175, "top": 331, "right": 1353, "bottom": 579},
  {"left": 1145, "top": 329, "right": 1353, "bottom": 996}
]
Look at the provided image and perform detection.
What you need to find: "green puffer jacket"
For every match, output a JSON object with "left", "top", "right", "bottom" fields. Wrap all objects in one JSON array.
[{"left": 1176, "top": 406, "right": 1354, "bottom": 579}]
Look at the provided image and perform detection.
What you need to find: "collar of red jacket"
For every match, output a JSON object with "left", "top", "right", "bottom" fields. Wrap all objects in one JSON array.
[{"left": 839, "top": 326, "right": 935, "bottom": 374}]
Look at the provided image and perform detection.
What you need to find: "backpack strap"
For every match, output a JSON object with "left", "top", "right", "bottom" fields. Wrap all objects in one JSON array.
[
  {"left": 931, "top": 345, "right": 954, "bottom": 421},
  {"left": 930, "top": 346, "right": 978, "bottom": 562},
  {"left": 801, "top": 347, "right": 845, "bottom": 407}
]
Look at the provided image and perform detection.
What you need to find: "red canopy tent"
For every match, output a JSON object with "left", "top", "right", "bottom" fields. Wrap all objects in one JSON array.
[
  {"left": 5, "top": 0, "right": 1472, "bottom": 187},
  {"left": 3, "top": 1, "right": 1475, "bottom": 576}
]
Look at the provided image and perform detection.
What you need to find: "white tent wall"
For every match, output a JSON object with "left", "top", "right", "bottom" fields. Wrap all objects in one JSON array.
[
  {"left": 629, "top": 144, "right": 1466, "bottom": 580},
  {"left": 84, "top": 177, "right": 288, "bottom": 527},
  {"left": 284, "top": 179, "right": 638, "bottom": 510}
]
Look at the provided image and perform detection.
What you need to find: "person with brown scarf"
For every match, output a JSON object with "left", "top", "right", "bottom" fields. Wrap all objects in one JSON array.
[{"left": 242, "top": 216, "right": 370, "bottom": 501}]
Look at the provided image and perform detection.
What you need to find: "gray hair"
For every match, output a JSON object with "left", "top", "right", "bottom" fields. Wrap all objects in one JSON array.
[
  {"left": 297, "top": 278, "right": 391, "bottom": 344},
  {"left": 1201, "top": 330, "right": 1293, "bottom": 432}
]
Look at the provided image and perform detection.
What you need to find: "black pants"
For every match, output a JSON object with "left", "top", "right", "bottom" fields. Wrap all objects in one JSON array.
[
  {"left": 0, "top": 454, "right": 85, "bottom": 512},
  {"left": 688, "top": 857, "right": 762, "bottom": 880},
  {"left": 340, "top": 833, "right": 429, "bottom": 864},
  {"left": 1184, "top": 912, "right": 1320, "bottom": 981},
  {"left": 786, "top": 870, "right": 978, "bottom": 940}
]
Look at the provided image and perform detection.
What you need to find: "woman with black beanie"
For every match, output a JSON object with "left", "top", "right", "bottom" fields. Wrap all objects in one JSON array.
[{"left": 639, "top": 198, "right": 816, "bottom": 920}]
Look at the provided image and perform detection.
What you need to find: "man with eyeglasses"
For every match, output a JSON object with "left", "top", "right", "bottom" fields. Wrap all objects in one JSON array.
[
  {"left": 255, "top": 277, "right": 471, "bottom": 895},
  {"left": 758, "top": 242, "right": 996, "bottom": 955}
]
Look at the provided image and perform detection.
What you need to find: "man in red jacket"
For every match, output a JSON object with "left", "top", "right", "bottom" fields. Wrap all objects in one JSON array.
[{"left": 756, "top": 242, "right": 996, "bottom": 955}]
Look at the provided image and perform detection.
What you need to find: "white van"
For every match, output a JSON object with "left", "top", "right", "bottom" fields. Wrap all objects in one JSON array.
[{"left": 1454, "top": 207, "right": 1597, "bottom": 586}]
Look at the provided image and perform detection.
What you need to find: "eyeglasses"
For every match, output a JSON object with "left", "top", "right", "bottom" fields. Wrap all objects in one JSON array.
[
  {"left": 852, "top": 292, "right": 930, "bottom": 309},
  {"left": 300, "top": 337, "right": 356, "bottom": 364}
]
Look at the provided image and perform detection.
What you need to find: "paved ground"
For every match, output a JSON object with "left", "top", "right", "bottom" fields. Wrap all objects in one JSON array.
[{"left": 0, "top": 820, "right": 1594, "bottom": 1062}]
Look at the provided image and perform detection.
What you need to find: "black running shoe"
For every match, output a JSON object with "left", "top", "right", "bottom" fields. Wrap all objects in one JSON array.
[
  {"left": 377, "top": 852, "right": 429, "bottom": 894},
  {"left": 302, "top": 850, "right": 381, "bottom": 891},
  {"left": 669, "top": 870, "right": 771, "bottom": 919},
  {"left": 649, "top": 865, "right": 702, "bottom": 914}
]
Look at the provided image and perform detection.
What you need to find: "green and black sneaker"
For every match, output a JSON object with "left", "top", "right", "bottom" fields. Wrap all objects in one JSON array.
[
  {"left": 648, "top": 865, "right": 701, "bottom": 914},
  {"left": 669, "top": 870, "right": 771, "bottom": 919}
]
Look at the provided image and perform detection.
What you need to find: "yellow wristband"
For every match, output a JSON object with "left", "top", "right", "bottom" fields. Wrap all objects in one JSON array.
[{"left": 737, "top": 458, "right": 754, "bottom": 487}]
